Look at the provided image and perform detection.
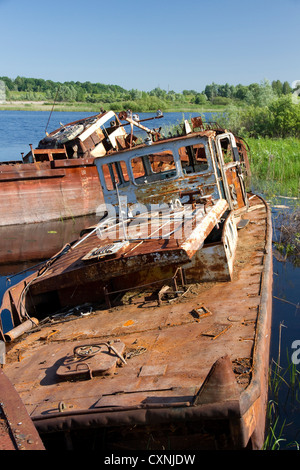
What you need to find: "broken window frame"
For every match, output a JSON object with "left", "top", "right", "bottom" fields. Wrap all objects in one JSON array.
[
  {"left": 102, "top": 161, "right": 130, "bottom": 191},
  {"left": 130, "top": 149, "right": 177, "bottom": 186},
  {"left": 178, "top": 142, "right": 210, "bottom": 175}
]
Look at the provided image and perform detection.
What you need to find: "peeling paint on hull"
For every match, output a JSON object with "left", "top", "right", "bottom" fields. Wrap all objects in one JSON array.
[{"left": 0, "top": 158, "right": 103, "bottom": 226}]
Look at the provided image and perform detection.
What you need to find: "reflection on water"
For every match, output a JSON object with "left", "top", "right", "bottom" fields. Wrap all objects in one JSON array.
[
  {"left": 271, "top": 257, "right": 300, "bottom": 364},
  {"left": 270, "top": 202, "right": 300, "bottom": 364},
  {"left": 267, "top": 201, "right": 300, "bottom": 449},
  {"left": 0, "top": 214, "right": 99, "bottom": 273},
  {"left": 267, "top": 256, "right": 300, "bottom": 449}
]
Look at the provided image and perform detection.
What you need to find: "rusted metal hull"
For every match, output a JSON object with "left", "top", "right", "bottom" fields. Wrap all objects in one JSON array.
[
  {"left": 0, "top": 369, "right": 45, "bottom": 450},
  {"left": 0, "top": 158, "right": 103, "bottom": 226},
  {"left": 0, "top": 194, "right": 273, "bottom": 450}
]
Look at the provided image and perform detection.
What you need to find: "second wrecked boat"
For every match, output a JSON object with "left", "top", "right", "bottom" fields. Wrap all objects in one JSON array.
[
  {"left": 0, "top": 117, "right": 272, "bottom": 450},
  {"left": 0, "top": 110, "right": 163, "bottom": 226}
]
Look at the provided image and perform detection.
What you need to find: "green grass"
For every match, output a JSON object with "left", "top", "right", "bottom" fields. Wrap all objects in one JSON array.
[
  {"left": 264, "top": 355, "right": 300, "bottom": 450},
  {"left": 247, "top": 137, "right": 300, "bottom": 198}
]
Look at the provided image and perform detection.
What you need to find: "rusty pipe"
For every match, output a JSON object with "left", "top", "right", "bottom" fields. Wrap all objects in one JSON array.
[{"left": 4, "top": 318, "right": 39, "bottom": 342}]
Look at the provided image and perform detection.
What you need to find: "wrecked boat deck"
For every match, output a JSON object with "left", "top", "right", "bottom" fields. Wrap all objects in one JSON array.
[
  {"left": 2, "top": 194, "right": 272, "bottom": 450},
  {"left": 18, "top": 197, "right": 229, "bottom": 314}
]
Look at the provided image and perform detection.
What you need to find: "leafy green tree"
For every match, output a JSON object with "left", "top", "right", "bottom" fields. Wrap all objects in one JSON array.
[
  {"left": 194, "top": 93, "right": 208, "bottom": 105},
  {"left": 204, "top": 82, "right": 219, "bottom": 100},
  {"left": 56, "top": 84, "right": 77, "bottom": 102},
  {"left": 272, "top": 80, "right": 283, "bottom": 95},
  {"left": 129, "top": 89, "right": 142, "bottom": 100},
  {"left": 233, "top": 84, "right": 248, "bottom": 101},
  {"left": 182, "top": 90, "right": 198, "bottom": 96},
  {"left": 245, "top": 79, "right": 276, "bottom": 107},
  {"left": 218, "top": 83, "right": 234, "bottom": 98},
  {"left": 149, "top": 87, "right": 166, "bottom": 99},
  {"left": 215, "top": 95, "right": 300, "bottom": 138},
  {"left": 282, "top": 81, "right": 292, "bottom": 95},
  {"left": 0, "top": 76, "right": 14, "bottom": 90}
]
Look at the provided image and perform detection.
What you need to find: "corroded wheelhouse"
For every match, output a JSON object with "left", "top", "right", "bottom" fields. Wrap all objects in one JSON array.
[{"left": 96, "top": 121, "right": 248, "bottom": 213}]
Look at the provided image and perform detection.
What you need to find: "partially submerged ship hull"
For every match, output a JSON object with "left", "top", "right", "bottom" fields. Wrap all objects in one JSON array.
[
  {"left": 1, "top": 195, "right": 272, "bottom": 450},
  {"left": 0, "top": 157, "right": 103, "bottom": 226},
  {"left": 0, "top": 369, "right": 45, "bottom": 450},
  {"left": 0, "top": 110, "right": 133, "bottom": 226}
]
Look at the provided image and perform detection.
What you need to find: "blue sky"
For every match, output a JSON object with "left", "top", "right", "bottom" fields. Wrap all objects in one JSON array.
[{"left": 0, "top": 0, "right": 299, "bottom": 93}]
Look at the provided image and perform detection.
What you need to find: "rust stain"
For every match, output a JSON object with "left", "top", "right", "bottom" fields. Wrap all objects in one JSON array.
[{"left": 123, "top": 320, "right": 135, "bottom": 327}]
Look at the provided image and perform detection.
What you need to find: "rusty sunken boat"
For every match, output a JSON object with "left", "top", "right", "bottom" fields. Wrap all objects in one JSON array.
[
  {"left": 0, "top": 116, "right": 272, "bottom": 450},
  {"left": 0, "top": 109, "right": 163, "bottom": 226}
]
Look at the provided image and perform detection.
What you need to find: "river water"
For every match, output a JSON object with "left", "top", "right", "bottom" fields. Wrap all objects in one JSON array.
[{"left": 0, "top": 110, "right": 299, "bottom": 449}]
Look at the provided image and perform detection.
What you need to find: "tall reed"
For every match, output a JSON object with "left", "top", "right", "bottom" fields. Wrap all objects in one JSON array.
[
  {"left": 247, "top": 137, "right": 300, "bottom": 198},
  {"left": 264, "top": 322, "right": 300, "bottom": 450}
]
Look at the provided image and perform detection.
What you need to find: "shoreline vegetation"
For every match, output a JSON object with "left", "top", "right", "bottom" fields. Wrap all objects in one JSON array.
[
  {"left": 0, "top": 75, "right": 298, "bottom": 115},
  {"left": 0, "top": 77, "right": 298, "bottom": 139},
  {"left": 0, "top": 99, "right": 224, "bottom": 113}
]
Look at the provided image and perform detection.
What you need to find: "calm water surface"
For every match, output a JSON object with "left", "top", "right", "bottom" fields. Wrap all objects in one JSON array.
[{"left": 0, "top": 110, "right": 299, "bottom": 448}]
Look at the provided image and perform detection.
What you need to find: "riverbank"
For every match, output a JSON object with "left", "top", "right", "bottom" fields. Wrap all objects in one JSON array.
[
  {"left": 0, "top": 100, "right": 225, "bottom": 113},
  {"left": 247, "top": 137, "right": 300, "bottom": 199}
]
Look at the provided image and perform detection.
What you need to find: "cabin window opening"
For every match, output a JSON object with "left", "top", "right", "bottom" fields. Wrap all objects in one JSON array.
[
  {"left": 131, "top": 150, "right": 176, "bottom": 185},
  {"left": 179, "top": 143, "right": 208, "bottom": 174},
  {"left": 220, "top": 138, "right": 234, "bottom": 164},
  {"left": 131, "top": 157, "right": 146, "bottom": 183},
  {"left": 102, "top": 160, "right": 129, "bottom": 191}
]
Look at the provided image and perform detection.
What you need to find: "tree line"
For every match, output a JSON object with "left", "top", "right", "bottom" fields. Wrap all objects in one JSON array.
[{"left": 0, "top": 76, "right": 295, "bottom": 109}]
